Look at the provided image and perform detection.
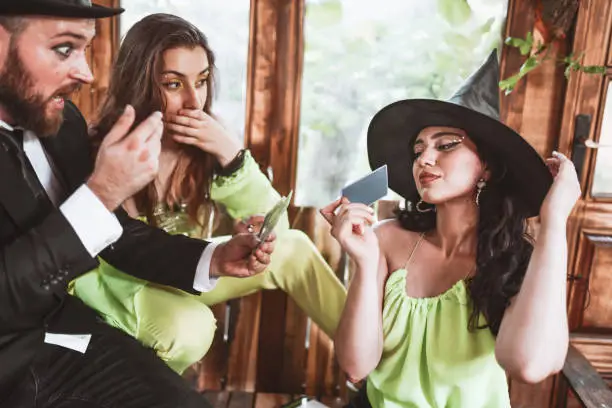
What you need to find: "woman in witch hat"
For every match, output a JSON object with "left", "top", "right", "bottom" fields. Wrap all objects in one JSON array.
[{"left": 321, "top": 50, "right": 581, "bottom": 407}]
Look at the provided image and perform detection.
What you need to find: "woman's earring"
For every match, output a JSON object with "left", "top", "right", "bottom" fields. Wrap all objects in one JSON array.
[
  {"left": 476, "top": 179, "right": 486, "bottom": 206},
  {"left": 416, "top": 199, "right": 435, "bottom": 213}
]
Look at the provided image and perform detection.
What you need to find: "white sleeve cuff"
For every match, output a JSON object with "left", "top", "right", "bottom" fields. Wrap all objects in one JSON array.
[
  {"left": 193, "top": 241, "right": 220, "bottom": 292},
  {"left": 59, "top": 184, "right": 123, "bottom": 257}
]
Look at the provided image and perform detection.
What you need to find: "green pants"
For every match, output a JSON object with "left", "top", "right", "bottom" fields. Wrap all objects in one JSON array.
[{"left": 70, "top": 229, "right": 346, "bottom": 373}]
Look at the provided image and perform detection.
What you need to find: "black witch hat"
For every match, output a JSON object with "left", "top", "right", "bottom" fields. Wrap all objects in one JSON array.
[{"left": 367, "top": 50, "right": 552, "bottom": 217}]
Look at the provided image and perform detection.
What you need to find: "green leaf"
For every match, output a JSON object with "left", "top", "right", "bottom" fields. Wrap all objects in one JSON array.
[
  {"left": 504, "top": 32, "right": 534, "bottom": 55},
  {"left": 499, "top": 56, "right": 542, "bottom": 94},
  {"left": 499, "top": 74, "right": 521, "bottom": 94},
  {"left": 518, "top": 55, "right": 540, "bottom": 75},
  {"left": 581, "top": 65, "right": 606, "bottom": 74},
  {"left": 521, "top": 32, "right": 534, "bottom": 55},
  {"left": 504, "top": 36, "right": 525, "bottom": 47}
]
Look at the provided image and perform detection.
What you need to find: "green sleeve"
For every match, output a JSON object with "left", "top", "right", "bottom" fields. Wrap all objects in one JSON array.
[{"left": 210, "top": 150, "right": 289, "bottom": 232}]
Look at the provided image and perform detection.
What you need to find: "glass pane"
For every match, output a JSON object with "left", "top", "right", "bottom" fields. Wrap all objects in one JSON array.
[
  {"left": 295, "top": 0, "right": 508, "bottom": 207},
  {"left": 592, "top": 81, "right": 612, "bottom": 197},
  {"left": 120, "top": 0, "right": 250, "bottom": 139}
]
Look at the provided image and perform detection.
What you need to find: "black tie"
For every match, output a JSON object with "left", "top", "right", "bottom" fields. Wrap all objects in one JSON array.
[{"left": 0, "top": 127, "right": 49, "bottom": 201}]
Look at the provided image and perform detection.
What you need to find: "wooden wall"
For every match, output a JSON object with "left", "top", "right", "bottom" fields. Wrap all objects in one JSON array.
[
  {"left": 499, "top": 0, "right": 571, "bottom": 405},
  {"left": 501, "top": 0, "right": 612, "bottom": 407}
]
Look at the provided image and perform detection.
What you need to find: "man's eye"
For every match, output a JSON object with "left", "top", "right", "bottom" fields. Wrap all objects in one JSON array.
[{"left": 54, "top": 45, "right": 74, "bottom": 58}]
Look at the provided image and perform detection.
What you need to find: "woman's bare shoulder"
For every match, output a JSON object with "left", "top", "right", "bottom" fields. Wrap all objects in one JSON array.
[{"left": 374, "top": 219, "right": 422, "bottom": 249}]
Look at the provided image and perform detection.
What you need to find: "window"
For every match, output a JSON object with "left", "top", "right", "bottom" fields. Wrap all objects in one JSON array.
[
  {"left": 592, "top": 81, "right": 612, "bottom": 198},
  {"left": 295, "top": 0, "right": 508, "bottom": 207},
  {"left": 120, "top": 0, "right": 251, "bottom": 139}
]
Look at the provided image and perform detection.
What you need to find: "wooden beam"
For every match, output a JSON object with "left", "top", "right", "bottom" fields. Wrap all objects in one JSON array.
[
  {"left": 243, "top": 0, "right": 304, "bottom": 197},
  {"left": 72, "top": 0, "right": 120, "bottom": 122},
  {"left": 244, "top": 0, "right": 309, "bottom": 395},
  {"left": 501, "top": 0, "right": 575, "bottom": 403},
  {"left": 562, "top": 344, "right": 612, "bottom": 407}
]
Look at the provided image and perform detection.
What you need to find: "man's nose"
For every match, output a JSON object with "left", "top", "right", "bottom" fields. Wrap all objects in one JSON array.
[{"left": 69, "top": 54, "right": 94, "bottom": 84}]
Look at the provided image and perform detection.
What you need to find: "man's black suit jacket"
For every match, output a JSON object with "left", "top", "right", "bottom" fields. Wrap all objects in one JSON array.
[{"left": 0, "top": 101, "right": 209, "bottom": 400}]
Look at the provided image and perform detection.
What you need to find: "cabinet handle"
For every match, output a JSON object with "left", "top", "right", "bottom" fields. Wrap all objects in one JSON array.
[{"left": 571, "top": 114, "right": 592, "bottom": 181}]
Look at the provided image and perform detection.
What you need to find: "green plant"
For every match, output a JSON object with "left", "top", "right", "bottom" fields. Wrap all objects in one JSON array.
[{"left": 499, "top": 32, "right": 605, "bottom": 94}]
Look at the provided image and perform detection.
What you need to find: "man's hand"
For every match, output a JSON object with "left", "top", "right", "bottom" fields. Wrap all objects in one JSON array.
[
  {"left": 87, "top": 105, "right": 163, "bottom": 211},
  {"left": 210, "top": 232, "right": 276, "bottom": 278}
]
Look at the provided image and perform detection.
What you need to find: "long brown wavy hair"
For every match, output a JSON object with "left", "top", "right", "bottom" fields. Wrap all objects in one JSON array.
[
  {"left": 397, "top": 141, "right": 533, "bottom": 336},
  {"left": 91, "top": 13, "right": 217, "bottom": 227}
]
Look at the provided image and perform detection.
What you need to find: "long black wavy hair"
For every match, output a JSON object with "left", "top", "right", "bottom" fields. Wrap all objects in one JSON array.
[{"left": 396, "top": 140, "right": 533, "bottom": 336}]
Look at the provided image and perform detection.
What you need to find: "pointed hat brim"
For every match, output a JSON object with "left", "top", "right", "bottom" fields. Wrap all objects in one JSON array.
[{"left": 366, "top": 98, "right": 552, "bottom": 218}]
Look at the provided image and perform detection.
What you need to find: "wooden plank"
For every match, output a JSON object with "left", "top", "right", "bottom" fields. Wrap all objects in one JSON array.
[
  {"left": 254, "top": 393, "right": 292, "bottom": 408},
  {"left": 280, "top": 293, "right": 308, "bottom": 394},
  {"left": 305, "top": 323, "right": 332, "bottom": 398},
  {"left": 246, "top": 0, "right": 310, "bottom": 395},
  {"left": 202, "top": 390, "right": 231, "bottom": 408},
  {"left": 226, "top": 293, "right": 263, "bottom": 391},
  {"left": 267, "top": 0, "right": 304, "bottom": 197},
  {"left": 571, "top": 334, "right": 612, "bottom": 382},
  {"left": 508, "top": 375, "right": 556, "bottom": 408},
  {"left": 499, "top": 2, "right": 577, "bottom": 405},
  {"left": 72, "top": 0, "right": 119, "bottom": 122},
  {"left": 499, "top": 0, "right": 535, "bottom": 134},
  {"left": 244, "top": 0, "right": 304, "bottom": 196},
  {"left": 245, "top": 0, "right": 288, "bottom": 394},
  {"left": 89, "top": 0, "right": 119, "bottom": 121},
  {"left": 575, "top": 234, "right": 612, "bottom": 331},
  {"left": 279, "top": 208, "right": 318, "bottom": 394},
  {"left": 518, "top": 38, "right": 568, "bottom": 157},
  {"left": 320, "top": 395, "right": 347, "bottom": 408},
  {"left": 501, "top": 0, "right": 569, "bottom": 158},
  {"left": 256, "top": 289, "right": 288, "bottom": 392},
  {"left": 198, "top": 303, "right": 231, "bottom": 391},
  {"left": 228, "top": 391, "right": 255, "bottom": 408},
  {"left": 562, "top": 344, "right": 612, "bottom": 407},
  {"left": 244, "top": 0, "right": 279, "bottom": 167}
]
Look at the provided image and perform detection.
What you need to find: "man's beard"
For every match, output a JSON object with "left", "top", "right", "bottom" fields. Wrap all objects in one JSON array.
[{"left": 0, "top": 40, "right": 80, "bottom": 137}]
